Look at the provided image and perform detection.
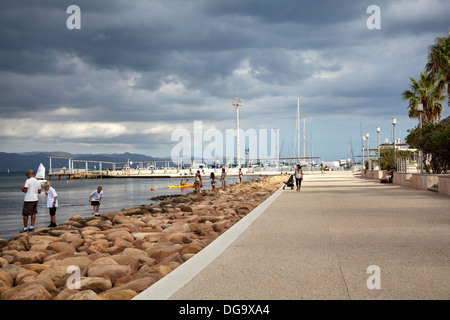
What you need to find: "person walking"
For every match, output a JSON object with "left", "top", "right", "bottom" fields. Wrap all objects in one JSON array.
[
  {"left": 89, "top": 186, "right": 103, "bottom": 216},
  {"left": 238, "top": 168, "right": 243, "bottom": 183},
  {"left": 295, "top": 164, "right": 303, "bottom": 192},
  {"left": 20, "top": 170, "right": 41, "bottom": 232},
  {"left": 42, "top": 181, "right": 58, "bottom": 227}
]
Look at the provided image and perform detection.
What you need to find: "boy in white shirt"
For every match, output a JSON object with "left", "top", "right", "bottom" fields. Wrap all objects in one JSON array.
[
  {"left": 43, "top": 181, "right": 58, "bottom": 227},
  {"left": 20, "top": 170, "right": 41, "bottom": 232},
  {"left": 89, "top": 186, "right": 103, "bottom": 216}
]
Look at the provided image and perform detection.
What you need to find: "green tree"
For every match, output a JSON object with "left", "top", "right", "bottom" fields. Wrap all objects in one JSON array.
[
  {"left": 406, "top": 119, "right": 450, "bottom": 174},
  {"left": 379, "top": 146, "right": 410, "bottom": 170},
  {"left": 401, "top": 72, "right": 445, "bottom": 123},
  {"left": 426, "top": 30, "right": 450, "bottom": 107}
]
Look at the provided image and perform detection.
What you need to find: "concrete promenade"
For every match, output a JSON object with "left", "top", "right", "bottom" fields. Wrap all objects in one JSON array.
[{"left": 135, "top": 171, "right": 450, "bottom": 300}]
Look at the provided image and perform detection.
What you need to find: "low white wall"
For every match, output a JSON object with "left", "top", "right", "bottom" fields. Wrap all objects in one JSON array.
[{"left": 362, "top": 170, "right": 449, "bottom": 196}]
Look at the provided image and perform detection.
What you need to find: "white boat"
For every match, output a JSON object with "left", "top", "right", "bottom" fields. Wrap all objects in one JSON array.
[{"left": 36, "top": 163, "right": 47, "bottom": 185}]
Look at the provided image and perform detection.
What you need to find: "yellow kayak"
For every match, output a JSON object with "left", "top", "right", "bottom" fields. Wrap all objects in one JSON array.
[{"left": 169, "top": 185, "right": 193, "bottom": 189}]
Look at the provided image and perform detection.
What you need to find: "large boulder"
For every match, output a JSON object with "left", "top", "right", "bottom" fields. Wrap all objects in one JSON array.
[
  {"left": 147, "top": 244, "right": 183, "bottom": 263},
  {"left": 46, "top": 241, "right": 76, "bottom": 254},
  {"left": 106, "top": 230, "right": 134, "bottom": 243},
  {"left": 38, "top": 265, "right": 72, "bottom": 288},
  {"left": 87, "top": 265, "right": 130, "bottom": 284},
  {"left": 15, "top": 269, "right": 38, "bottom": 286},
  {"left": 66, "top": 290, "right": 97, "bottom": 300},
  {"left": 162, "top": 223, "right": 190, "bottom": 235},
  {"left": 105, "top": 276, "right": 155, "bottom": 293},
  {"left": 93, "top": 289, "right": 137, "bottom": 300},
  {"left": 0, "top": 257, "right": 8, "bottom": 268},
  {"left": 122, "top": 248, "right": 153, "bottom": 265},
  {"left": 13, "top": 251, "right": 47, "bottom": 265},
  {"left": 79, "top": 277, "right": 112, "bottom": 293},
  {"left": 3, "top": 283, "right": 51, "bottom": 300},
  {"left": 0, "top": 270, "right": 14, "bottom": 294}
]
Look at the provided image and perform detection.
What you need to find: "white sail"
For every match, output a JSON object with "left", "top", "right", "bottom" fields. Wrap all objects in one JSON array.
[{"left": 36, "top": 163, "right": 46, "bottom": 180}]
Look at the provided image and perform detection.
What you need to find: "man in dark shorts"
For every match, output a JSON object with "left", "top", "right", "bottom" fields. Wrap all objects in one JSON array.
[{"left": 21, "top": 170, "right": 42, "bottom": 232}]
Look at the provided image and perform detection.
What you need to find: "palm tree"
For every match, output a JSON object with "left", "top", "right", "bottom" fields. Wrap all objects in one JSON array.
[
  {"left": 401, "top": 71, "right": 445, "bottom": 123},
  {"left": 426, "top": 30, "right": 450, "bottom": 107}
]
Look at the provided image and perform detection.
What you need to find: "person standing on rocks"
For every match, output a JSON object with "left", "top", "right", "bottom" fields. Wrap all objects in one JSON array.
[
  {"left": 42, "top": 181, "right": 58, "bottom": 227},
  {"left": 220, "top": 167, "right": 227, "bottom": 190},
  {"left": 210, "top": 172, "right": 216, "bottom": 192},
  {"left": 295, "top": 164, "right": 303, "bottom": 192},
  {"left": 20, "top": 170, "right": 41, "bottom": 232},
  {"left": 194, "top": 170, "right": 202, "bottom": 194},
  {"left": 89, "top": 186, "right": 103, "bottom": 216}
]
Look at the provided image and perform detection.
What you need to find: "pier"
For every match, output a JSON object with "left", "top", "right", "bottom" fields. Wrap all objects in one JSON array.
[{"left": 46, "top": 155, "right": 324, "bottom": 180}]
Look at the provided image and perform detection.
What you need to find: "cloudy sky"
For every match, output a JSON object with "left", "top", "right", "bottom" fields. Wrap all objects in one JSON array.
[{"left": 0, "top": 0, "right": 449, "bottom": 161}]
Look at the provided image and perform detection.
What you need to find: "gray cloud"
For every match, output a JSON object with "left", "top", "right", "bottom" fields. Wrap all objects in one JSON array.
[{"left": 0, "top": 0, "right": 449, "bottom": 160}]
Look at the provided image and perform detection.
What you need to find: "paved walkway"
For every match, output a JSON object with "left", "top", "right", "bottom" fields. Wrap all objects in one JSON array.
[{"left": 135, "top": 172, "right": 450, "bottom": 300}]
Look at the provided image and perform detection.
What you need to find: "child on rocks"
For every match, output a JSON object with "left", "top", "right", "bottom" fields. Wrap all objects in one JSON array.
[
  {"left": 89, "top": 186, "right": 103, "bottom": 216},
  {"left": 42, "top": 181, "right": 58, "bottom": 227}
]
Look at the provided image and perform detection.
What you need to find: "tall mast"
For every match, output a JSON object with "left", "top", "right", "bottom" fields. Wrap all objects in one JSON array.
[
  {"left": 296, "top": 96, "right": 300, "bottom": 163},
  {"left": 302, "top": 117, "right": 306, "bottom": 161}
]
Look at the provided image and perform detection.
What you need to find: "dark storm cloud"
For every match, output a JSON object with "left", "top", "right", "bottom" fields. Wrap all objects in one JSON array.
[{"left": 0, "top": 0, "right": 449, "bottom": 158}]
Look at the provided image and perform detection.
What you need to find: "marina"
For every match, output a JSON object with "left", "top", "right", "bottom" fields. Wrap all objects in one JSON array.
[{"left": 45, "top": 156, "right": 337, "bottom": 181}]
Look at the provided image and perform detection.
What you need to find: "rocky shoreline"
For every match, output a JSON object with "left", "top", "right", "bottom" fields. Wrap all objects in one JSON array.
[{"left": 0, "top": 175, "right": 285, "bottom": 300}]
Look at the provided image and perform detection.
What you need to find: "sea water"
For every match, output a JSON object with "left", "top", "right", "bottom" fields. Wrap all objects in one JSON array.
[{"left": 0, "top": 172, "right": 252, "bottom": 240}]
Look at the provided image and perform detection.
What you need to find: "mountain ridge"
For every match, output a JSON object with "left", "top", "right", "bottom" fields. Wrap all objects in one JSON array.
[{"left": 0, "top": 152, "right": 169, "bottom": 173}]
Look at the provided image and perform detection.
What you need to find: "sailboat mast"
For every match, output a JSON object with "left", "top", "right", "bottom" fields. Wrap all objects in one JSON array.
[
  {"left": 296, "top": 96, "right": 300, "bottom": 163},
  {"left": 302, "top": 117, "right": 306, "bottom": 160}
]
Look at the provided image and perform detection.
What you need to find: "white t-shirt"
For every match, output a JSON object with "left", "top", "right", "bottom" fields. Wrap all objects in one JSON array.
[
  {"left": 46, "top": 187, "right": 58, "bottom": 208},
  {"left": 90, "top": 190, "right": 103, "bottom": 201},
  {"left": 24, "top": 177, "right": 41, "bottom": 202}
]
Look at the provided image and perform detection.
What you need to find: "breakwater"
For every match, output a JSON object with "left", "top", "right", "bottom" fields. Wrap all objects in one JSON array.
[{"left": 0, "top": 175, "right": 285, "bottom": 300}]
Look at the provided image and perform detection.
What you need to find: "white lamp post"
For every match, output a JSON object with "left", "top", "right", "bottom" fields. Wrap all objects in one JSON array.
[
  {"left": 417, "top": 103, "right": 423, "bottom": 174},
  {"left": 376, "top": 126, "right": 380, "bottom": 169},
  {"left": 362, "top": 135, "right": 366, "bottom": 166},
  {"left": 366, "top": 132, "right": 370, "bottom": 168},
  {"left": 392, "top": 118, "right": 397, "bottom": 162}
]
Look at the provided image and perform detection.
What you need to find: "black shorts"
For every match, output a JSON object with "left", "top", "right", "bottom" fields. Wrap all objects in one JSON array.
[
  {"left": 23, "top": 201, "right": 38, "bottom": 216},
  {"left": 296, "top": 178, "right": 302, "bottom": 187},
  {"left": 49, "top": 207, "right": 57, "bottom": 216},
  {"left": 91, "top": 201, "right": 100, "bottom": 206}
]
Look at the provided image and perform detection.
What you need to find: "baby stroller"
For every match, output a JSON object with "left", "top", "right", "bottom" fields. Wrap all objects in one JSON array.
[{"left": 283, "top": 174, "right": 295, "bottom": 190}]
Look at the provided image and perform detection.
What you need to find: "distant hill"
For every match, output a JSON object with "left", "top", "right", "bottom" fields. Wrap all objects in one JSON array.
[{"left": 0, "top": 152, "right": 169, "bottom": 173}]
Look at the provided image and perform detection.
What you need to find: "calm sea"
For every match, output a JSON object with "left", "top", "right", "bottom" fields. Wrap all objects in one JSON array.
[{"left": 0, "top": 172, "right": 251, "bottom": 240}]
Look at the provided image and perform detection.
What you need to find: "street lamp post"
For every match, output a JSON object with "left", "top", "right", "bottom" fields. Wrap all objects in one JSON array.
[
  {"left": 362, "top": 135, "right": 366, "bottom": 167},
  {"left": 417, "top": 103, "right": 423, "bottom": 174},
  {"left": 392, "top": 118, "right": 397, "bottom": 167},
  {"left": 366, "top": 132, "right": 370, "bottom": 169},
  {"left": 376, "top": 126, "right": 380, "bottom": 169}
]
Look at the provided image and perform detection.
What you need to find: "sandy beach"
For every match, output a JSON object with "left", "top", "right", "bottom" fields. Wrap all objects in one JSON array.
[{"left": 0, "top": 175, "right": 285, "bottom": 300}]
